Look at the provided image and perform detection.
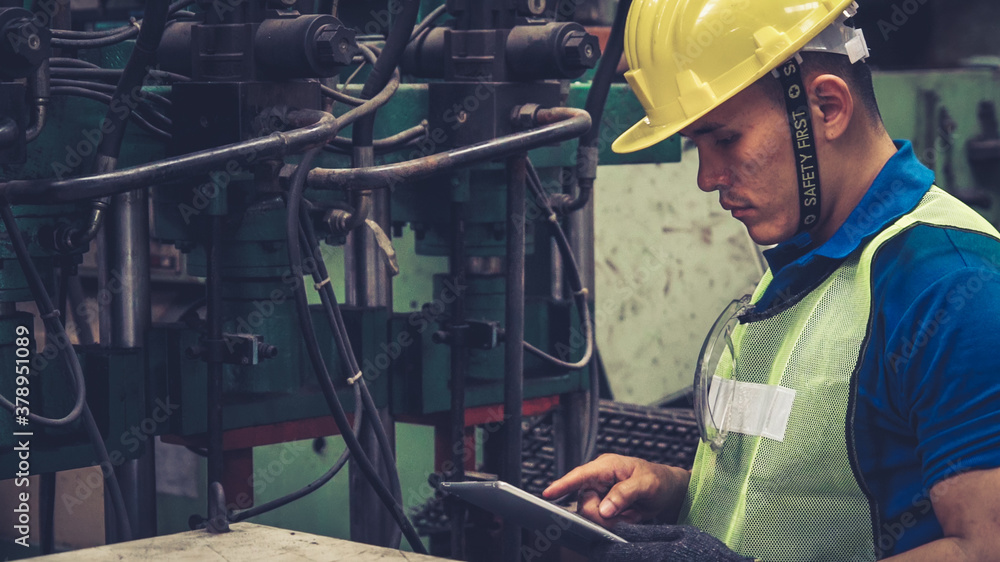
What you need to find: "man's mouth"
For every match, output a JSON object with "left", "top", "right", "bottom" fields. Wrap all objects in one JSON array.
[
  {"left": 720, "top": 197, "right": 753, "bottom": 219},
  {"left": 720, "top": 199, "right": 750, "bottom": 212}
]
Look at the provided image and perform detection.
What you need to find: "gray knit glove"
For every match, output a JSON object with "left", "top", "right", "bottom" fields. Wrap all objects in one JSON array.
[{"left": 592, "top": 524, "right": 754, "bottom": 562}]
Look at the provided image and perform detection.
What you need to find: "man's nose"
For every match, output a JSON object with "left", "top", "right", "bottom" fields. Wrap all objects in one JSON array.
[{"left": 697, "top": 152, "right": 731, "bottom": 193}]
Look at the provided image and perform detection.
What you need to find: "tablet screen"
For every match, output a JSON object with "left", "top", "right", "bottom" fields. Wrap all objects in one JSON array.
[{"left": 440, "top": 480, "right": 628, "bottom": 553}]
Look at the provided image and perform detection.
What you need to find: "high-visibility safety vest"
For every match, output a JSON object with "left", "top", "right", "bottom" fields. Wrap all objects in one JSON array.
[{"left": 678, "top": 187, "right": 1000, "bottom": 561}]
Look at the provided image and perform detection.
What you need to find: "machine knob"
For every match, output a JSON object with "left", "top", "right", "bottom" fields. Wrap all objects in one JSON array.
[
  {"left": 560, "top": 29, "right": 600, "bottom": 70},
  {"left": 314, "top": 23, "right": 356, "bottom": 67},
  {"left": 0, "top": 8, "right": 51, "bottom": 79}
]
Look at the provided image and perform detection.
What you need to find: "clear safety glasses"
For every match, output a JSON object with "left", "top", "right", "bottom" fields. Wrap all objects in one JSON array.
[{"left": 693, "top": 295, "right": 752, "bottom": 452}]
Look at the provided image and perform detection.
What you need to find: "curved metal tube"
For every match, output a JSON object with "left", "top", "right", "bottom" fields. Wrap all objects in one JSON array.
[
  {"left": 0, "top": 110, "right": 336, "bottom": 204},
  {"left": 1, "top": 59, "right": 399, "bottom": 205},
  {"left": 306, "top": 107, "right": 592, "bottom": 190}
]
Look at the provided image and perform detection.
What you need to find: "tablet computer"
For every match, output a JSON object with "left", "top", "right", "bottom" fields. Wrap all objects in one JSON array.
[{"left": 439, "top": 480, "right": 628, "bottom": 553}]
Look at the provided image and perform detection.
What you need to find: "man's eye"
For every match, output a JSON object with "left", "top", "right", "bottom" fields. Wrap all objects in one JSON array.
[{"left": 716, "top": 134, "right": 740, "bottom": 146}]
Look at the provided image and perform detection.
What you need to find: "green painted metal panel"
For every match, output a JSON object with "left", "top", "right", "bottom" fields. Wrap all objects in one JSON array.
[{"left": 873, "top": 68, "right": 1000, "bottom": 226}]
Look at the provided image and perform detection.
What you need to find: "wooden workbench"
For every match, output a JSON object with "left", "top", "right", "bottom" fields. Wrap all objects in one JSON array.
[{"left": 32, "top": 522, "right": 451, "bottom": 561}]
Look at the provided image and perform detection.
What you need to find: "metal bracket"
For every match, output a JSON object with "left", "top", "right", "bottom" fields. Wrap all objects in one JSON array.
[{"left": 186, "top": 333, "right": 279, "bottom": 365}]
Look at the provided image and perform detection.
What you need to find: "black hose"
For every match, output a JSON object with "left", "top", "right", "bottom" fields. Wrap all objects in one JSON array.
[
  {"left": 297, "top": 206, "right": 403, "bottom": 549},
  {"left": 50, "top": 0, "right": 191, "bottom": 40},
  {"left": 1, "top": 70, "right": 399, "bottom": 204},
  {"left": 62, "top": 0, "right": 170, "bottom": 256},
  {"left": 285, "top": 148, "right": 427, "bottom": 554},
  {"left": 228, "top": 387, "right": 359, "bottom": 522},
  {"left": 49, "top": 67, "right": 190, "bottom": 83},
  {"left": 49, "top": 78, "right": 173, "bottom": 108},
  {"left": 579, "top": 0, "right": 630, "bottom": 149},
  {"left": 228, "top": 218, "right": 370, "bottom": 524},
  {"left": 551, "top": 0, "right": 631, "bottom": 216},
  {"left": 0, "top": 203, "right": 133, "bottom": 541},
  {"left": 583, "top": 346, "right": 606, "bottom": 462},
  {"left": 52, "top": 26, "right": 138, "bottom": 48},
  {"left": 409, "top": 4, "right": 447, "bottom": 42},
  {"left": 0, "top": 208, "right": 85, "bottom": 427},
  {"left": 49, "top": 87, "right": 171, "bottom": 139},
  {"left": 522, "top": 160, "right": 593, "bottom": 370},
  {"left": 49, "top": 57, "right": 101, "bottom": 69},
  {"left": 96, "top": 0, "right": 169, "bottom": 160},
  {"left": 523, "top": 158, "right": 598, "bottom": 465},
  {"left": 352, "top": 0, "right": 420, "bottom": 148}
]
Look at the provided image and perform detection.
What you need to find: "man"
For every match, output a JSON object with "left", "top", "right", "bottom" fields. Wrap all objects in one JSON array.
[{"left": 544, "top": 0, "right": 1000, "bottom": 560}]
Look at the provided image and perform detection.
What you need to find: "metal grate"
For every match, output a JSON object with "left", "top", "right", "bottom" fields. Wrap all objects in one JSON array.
[{"left": 412, "top": 400, "right": 699, "bottom": 535}]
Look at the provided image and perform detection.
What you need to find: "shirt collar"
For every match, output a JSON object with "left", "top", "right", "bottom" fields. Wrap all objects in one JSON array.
[{"left": 763, "top": 140, "right": 935, "bottom": 274}]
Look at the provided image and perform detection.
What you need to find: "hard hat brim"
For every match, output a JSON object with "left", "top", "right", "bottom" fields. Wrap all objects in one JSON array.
[{"left": 612, "top": 116, "right": 685, "bottom": 154}]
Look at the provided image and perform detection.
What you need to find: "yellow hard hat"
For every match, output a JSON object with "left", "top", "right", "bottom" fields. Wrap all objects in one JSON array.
[{"left": 612, "top": 0, "right": 864, "bottom": 154}]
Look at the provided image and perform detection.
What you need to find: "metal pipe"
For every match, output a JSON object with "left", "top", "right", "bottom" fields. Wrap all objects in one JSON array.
[
  {"left": 308, "top": 107, "right": 592, "bottom": 191},
  {"left": 0, "top": 78, "right": 398, "bottom": 202},
  {"left": 346, "top": 145, "right": 385, "bottom": 303},
  {"left": 0, "top": 100, "right": 573, "bottom": 206},
  {"left": 25, "top": 61, "right": 49, "bottom": 142},
  {"left": 206, "top": 215, "right": 228, "bottom": 533},
  {"left": 567, "top": 197, "right": 595, "bottom": 315},
  {"left": 108, "top": 189, "right": 150, "bottom": 349},
  {"left": 568, "top": 172, "right": 597, "bottom": 463},
  {"left": 109, "top": 184, "right": 156, "bottom": 538},
  {"left": 347, "top": 144, "right": 397, "bottom": 547},
  {"left": 502, "top": 154, "right": 527, "bottom": 562},
  {"left": 449, "top": 205, "right": 467, "bottom": 559},
  {"left": 0, "top": 109, "right": 333, "bottom": 202},
  {"left": 102, "top": 182, "right": 157, "bottom": 539}
]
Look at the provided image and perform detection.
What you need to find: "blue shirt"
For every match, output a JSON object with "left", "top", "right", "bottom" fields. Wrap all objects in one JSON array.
[{"left": 755, "top": 142, "right": 1000, "bottom": 557}]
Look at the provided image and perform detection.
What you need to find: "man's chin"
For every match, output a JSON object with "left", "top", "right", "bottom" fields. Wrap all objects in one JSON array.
[{"left": 744, "top": 224, "right": 788, "bottom": 246}]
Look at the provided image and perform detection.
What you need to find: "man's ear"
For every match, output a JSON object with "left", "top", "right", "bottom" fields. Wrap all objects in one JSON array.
[{"left": 809, "top": 74, "right": 854, "bottom": 142}]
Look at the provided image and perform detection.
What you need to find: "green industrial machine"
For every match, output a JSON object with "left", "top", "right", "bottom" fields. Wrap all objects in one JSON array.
[
  {"left": 0, "top": 0, "right": 678, "bottom": 558},
  {"left": 1, "top": 0, "right": 998, "bottom": 559}
]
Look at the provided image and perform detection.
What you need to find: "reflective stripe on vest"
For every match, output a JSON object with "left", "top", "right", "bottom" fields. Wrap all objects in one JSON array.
[{"left": 678, "top": 187, "right": 1000, "bottom": 561}]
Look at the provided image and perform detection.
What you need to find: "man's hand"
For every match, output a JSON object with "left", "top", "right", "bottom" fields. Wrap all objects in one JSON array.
[{"left": 542, "top": 454, "right": 691, "bottom": 528}]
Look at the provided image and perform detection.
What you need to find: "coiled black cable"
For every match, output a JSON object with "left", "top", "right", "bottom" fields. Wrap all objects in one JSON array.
[
  {"left": 351, "top": 0, "right": 420, "bottom": 148},
  {"left": 50, "top": 0, "right": 192, "bottom": 47},
  {"left": 49, "top": 78, "right": 172, "bottom": 109},
  {"left": 49, "top": 86, "right": 171, "bottom": 139},
  {"left": 48, "top": 67, "right": 190, "bottom": 84},
  {"left": 0, "top": 203, "right": 133, "bottom": 541},
  {"left": 284, "top": 148, "right": 427, "bottom": 554},
  {"left": 298, "top": 202, "right": 404, "bottom": 548},
  {"left": 524, "top": 158, "right": 601, "bottom": 463},
  {"left": 522, "top": 160, "right": 594, "bottom": 371}
]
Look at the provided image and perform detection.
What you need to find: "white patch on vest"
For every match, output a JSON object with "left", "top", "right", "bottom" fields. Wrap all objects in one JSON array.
[{"left": 709, "top": 376, "right": 797, "bottom": 442}]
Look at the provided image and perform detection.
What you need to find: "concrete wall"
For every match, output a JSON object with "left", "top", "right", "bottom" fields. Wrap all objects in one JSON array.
[{"left": 593, "top": 153, "right": 764, "bottom": 404}]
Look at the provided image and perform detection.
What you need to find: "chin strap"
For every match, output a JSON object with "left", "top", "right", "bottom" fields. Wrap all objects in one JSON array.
[{"left": 774, "top": 55, "right": 821, "bottom": 234}]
